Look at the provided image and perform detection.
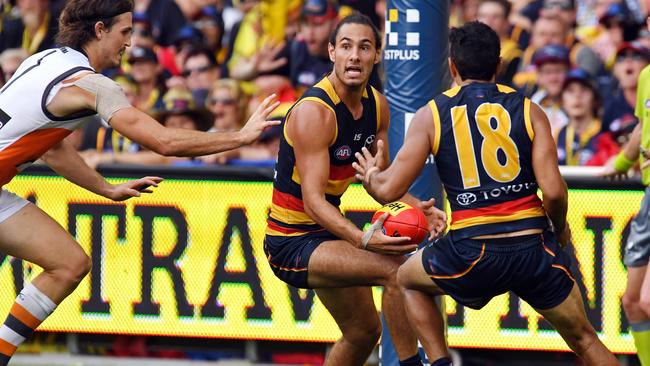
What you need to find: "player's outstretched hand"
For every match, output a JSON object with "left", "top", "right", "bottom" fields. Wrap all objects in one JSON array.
[
  {"left": 353, "top": 139, "right": 386, "bottom": 185},
  {"left": 417, "top": 198, "right": 447, "bottom": 240},
  {"left": 106, "top": 176, "right": 163, "bottom": 201},
  {"left": 361, "top": 212, "right": 417, "bottom": 255},
  {"left": 239, "top": 94, "right": 281, "bottom": 145}
]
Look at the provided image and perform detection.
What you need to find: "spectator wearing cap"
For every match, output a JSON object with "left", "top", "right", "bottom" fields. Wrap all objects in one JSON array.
[
  {"left": 127, "top": 46, "right": 165, "bottom": 115},
  {"left": 478, "top": 0, "right": 523, "bottom": 86},
  {"left": 171, "top": 25, "right": 206, "bottom": 76},
  {"left": 0, "top": 0, "right": 57, "bottom": 54},
  {"left": 131, "top": 12, "right": 156, "bottom": 49},
  {"left": 192, "top": 6, "right": 225, "bottom": 59},
  {"left": 555, "top": 69, "right": 616, "bottom": 166},
  {"left": 270, "top": 0, "right": 339, "bottom": 93},
  {"left": 530, "top": 44, "right": 571, "bottom": 131},
  {"left": 602, "top": 42, "right": 650, "bottom": 136},
  {"left": 133, "top": 0, "right": 188, "bottom": 47},
  {"left": 182, "top": 47, "right": 221, "bottom": 107}
]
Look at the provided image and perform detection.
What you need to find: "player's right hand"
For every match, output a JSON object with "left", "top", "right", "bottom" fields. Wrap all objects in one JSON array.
[
  {"left": 239, "top": 94, "right": 281, "bottom": 145},
  {"left": 353, "top": 140, "right": 385, "bottom": 186},
  {"left": 361, "top": 212, "right": 417, "bottom": 255}
]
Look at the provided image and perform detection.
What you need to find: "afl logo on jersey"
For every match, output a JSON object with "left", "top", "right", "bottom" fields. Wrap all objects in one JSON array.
[
  {"left": 335, "top": 145, "right": 352, "bottom": 160},
  {"left": 456, "top": 192, "right": 477, "bottom": 206}
]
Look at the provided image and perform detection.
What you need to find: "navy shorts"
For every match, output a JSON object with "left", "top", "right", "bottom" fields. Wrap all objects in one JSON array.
[
  {"left": 422, "top": 230, "right": 575, "bottom": 310},
  {"left": 264, "top": 231, "right": 338, "bottom": 289}
]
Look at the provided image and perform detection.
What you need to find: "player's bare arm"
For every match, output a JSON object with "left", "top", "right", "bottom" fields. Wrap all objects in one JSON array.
[
  {"left": 369, "top": 94, "right": 447, "bottom": 238},
  {"left": 530, "top": 102, "right": 570, "bottom": 245},
  {"left": 48, "top": 74, "right": 281, "bottom": 157},
  {"left": 41, "top": 138, "right": 162, "bottom": 201},
  {"left": 289, "top": 101, "right": 415, "bottom": 254},
  {"left": 354, "top": 104, "right": 434, "bottom": 203}
]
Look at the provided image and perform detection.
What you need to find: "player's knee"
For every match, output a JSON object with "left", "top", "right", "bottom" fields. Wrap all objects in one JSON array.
[
  {"left": 622, "top": 292, "right": 641, "bottom": 316},
  {"left": 54, "top": 250, "right": 91, "bottom": 286},
  {"left": 639, "top": 295, "right": 650, "bottom": 317},
  {"left": 344, "top": 318, "right": 382, "bottom": 349},
  {"left": 565, "top": 323, "right": 599, "bottom": 355},
  {"left": 396, "top": 263, "right": 414, "bottom": 290},
  {"left": 343, "top": 316, "right": 381, "bottom": 349},
  {"left": 379, "top": 260, "right": 401, "bottom": 287}
]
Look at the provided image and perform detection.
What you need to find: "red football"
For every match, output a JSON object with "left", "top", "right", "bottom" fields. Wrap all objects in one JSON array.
[{"left": 371, "top": 201, "right": 429, "bottom": 245}]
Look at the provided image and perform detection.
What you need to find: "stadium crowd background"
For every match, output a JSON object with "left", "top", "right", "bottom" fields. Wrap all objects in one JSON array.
[
  {"left": 2, "top": 0, "right": 648, "bottom": 172},
  {"left": 0, "top": 0, "right": 648, "bottom": 364}
]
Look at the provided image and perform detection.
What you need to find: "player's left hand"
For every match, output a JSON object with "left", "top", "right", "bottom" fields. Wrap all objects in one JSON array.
[
  {"left": 106, "top": 176, "right": 163, "bottom": 201},
  {"left": 353, "top": 139, "right": 386, "bottom": 185},
  {"left": 417, "top": 198, "right": 447, "bottom": 240}
]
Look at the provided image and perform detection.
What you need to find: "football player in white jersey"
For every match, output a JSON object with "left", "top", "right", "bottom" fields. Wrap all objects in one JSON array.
[{"left": 0, "top": 1, "right": 279, "bottom": 362}]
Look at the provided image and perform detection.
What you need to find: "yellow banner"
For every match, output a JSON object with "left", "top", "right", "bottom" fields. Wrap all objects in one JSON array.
[{"left": 0, "top": 176, "right": 641, "bottom": 353}]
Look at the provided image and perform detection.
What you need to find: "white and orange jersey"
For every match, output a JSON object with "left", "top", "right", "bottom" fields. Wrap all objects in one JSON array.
[{"left": 0, "top": 47, "right": 100, "bottom": 187}]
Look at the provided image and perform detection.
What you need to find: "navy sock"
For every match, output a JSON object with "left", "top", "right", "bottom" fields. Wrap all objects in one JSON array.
[
  {"left": 430, "top": 356, "right": 453, "bottom": 366},
  {"left": 399, "top": 353, "right": 423, "bottom": 366}
]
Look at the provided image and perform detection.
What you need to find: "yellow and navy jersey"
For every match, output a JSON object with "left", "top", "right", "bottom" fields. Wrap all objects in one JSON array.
[
  {"left": 267, "top": 76, "right": 381, "bottom": 236},
  {"left": 430, "top": 83, "right": 548, "bottom": 240}
]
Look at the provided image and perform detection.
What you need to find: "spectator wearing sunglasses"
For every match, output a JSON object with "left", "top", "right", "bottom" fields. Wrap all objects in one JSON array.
[
  {"left": 181, "top": 46, "right": 221, "bottom": 107},
  {"left": 205, "top": 78, "right": 247, "bottom": 133},
  {"left": 200, "top": 79, "right": 248, "bottom": 164},
  {"left": 602, "top": 42, "right": 650, "bottom": 135}
]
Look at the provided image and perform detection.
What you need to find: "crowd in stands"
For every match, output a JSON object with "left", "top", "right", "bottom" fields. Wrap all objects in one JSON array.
[{"left": 0, "top": 0, "right": 648, "bottom": 171}]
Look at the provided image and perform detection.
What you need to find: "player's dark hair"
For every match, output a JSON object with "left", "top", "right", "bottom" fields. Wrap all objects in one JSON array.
[
  {"left": 56, "top": 0, "right": 134, "bottom": 50},
  {"left": 481, "top": 0, "right": 512, "bottom": 18},
  {"left": 329, "top": 13, "right": 381, "bottom": 49},
  {"left": 449, "top": 21, "right": 501, "bottom": 81}
]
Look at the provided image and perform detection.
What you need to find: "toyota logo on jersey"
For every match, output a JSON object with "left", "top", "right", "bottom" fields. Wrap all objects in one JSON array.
[{"left": 456, "top": 192, "right": 477, "bottom": 206}]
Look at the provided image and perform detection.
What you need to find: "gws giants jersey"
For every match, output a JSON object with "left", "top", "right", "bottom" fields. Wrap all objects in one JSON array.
[{"left": 0, "top": 47, "right": 100, "bottom": 187}]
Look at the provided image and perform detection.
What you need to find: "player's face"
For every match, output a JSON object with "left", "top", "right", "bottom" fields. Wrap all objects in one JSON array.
[
  {"left": 100, "top": 12, "right": 133, "bottom": 68},
  {"left": 329, "top": 23, "right": 379, "bottom": 88}
]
